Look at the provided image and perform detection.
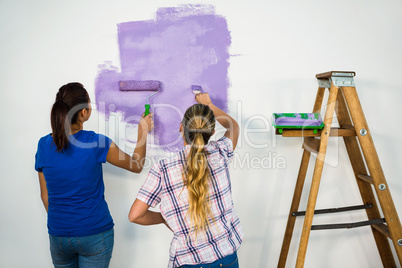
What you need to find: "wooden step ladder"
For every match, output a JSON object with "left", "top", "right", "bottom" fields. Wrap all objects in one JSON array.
[{"left": 277, "top": 71, "right": 402, "bottom": 267}]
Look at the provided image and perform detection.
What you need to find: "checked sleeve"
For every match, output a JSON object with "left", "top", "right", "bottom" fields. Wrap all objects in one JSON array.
[
  {"left": 136, "top": 162, "right": 163, "bottom": 208},
  {"left": 215, "top": 136, "right": 234, "bottom": 163}
]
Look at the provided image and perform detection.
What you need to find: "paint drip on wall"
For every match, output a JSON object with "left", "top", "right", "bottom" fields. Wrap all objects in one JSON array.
[{"left": 95, "top": 5, "right": 231, "bottom": 151}]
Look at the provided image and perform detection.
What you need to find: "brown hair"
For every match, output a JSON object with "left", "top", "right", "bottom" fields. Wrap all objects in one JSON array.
[
  {"left": 182, "top": 104, "right": 216, "bottom": 234},
  {"left": 50, "top": 82, "right": 90, "bottom": 152}
]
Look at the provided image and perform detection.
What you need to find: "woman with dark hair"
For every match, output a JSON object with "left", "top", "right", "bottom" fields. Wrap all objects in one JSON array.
[
  {"left": 35, "top": 82, "right": 153, "bottom": 267},
  {"left": 129, "top": 92, "right": 243, "bottom": 268}
]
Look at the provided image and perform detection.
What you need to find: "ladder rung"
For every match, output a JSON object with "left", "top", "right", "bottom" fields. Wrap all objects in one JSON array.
[
  {"left": 311, "top": 218, "right": 385, "bottom": 230},
  {"left": 372, "top": 223, "right": 391, "bottom": 238},
  {"left": 357, "top": 174, "right": 374, "bottom": 184},
  {"left": 292, "top": 204, "right": 372, "bottom": 217}
]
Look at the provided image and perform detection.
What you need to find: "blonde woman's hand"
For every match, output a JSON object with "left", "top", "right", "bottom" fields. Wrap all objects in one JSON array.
[{"left": 195, "top": 92, "right": 212, "bottom": 106}]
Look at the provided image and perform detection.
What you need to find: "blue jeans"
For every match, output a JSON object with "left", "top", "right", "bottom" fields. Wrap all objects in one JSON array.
[
  {"left": 49, "top": 228, "right": 114, "bottom": 268},
  {"left": 180, "top": 252, "right": 239, "bottom": 268}
]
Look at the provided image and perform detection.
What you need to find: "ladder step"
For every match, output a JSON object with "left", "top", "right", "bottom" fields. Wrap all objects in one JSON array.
[
  {"left": 357, "top": 174, "right": 374, "bottom": 184},
  {"left": 311, "top": 218, "right": 386, "bottom": 230},
  {"left": 292, "top": 204, "right": 372, "bottom": 217},
  {"left": 372, "top": 223, "right": 391, "bottom": 238},
  {"left": 316, "top": 71, "right": 356, "bottom": 79}
]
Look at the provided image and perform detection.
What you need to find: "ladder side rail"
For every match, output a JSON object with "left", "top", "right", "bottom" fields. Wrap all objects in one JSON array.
[
  {"left": 296, "top": 84, "right": 339, "bottom": 267},
  {"left": 342, "top": 86, "right": 402, "bottom": 265},
  {"left": 336, "top": 88, "right": 396, "bottom": 266},
  {"left": 278, "top": 87, "right": 326, "bottom": 268},
  {"left": 278, "top": 150, "right": 311, "bottom": 268}
]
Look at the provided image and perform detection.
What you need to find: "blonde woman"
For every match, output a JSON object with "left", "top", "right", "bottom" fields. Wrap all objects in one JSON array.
[{"left": 129, "top": 93, "right": 243, "bottom": 268}]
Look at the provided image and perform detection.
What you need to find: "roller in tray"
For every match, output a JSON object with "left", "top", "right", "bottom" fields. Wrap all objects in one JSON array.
[{"left": 272, "top": 113, "right": 325, "bottom": 134}]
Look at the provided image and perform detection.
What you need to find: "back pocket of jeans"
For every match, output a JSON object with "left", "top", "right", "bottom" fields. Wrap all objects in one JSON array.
[
  {"left": 221, "top": 256, "right": 238, "bottom": 267},
  {"left": 76, "top": 232, "right": 108, "bottom": 256}
]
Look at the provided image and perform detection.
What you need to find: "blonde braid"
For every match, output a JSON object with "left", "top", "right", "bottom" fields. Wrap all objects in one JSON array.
[{"left": 182, "top": 104, "right": 215, "bottom": 235}]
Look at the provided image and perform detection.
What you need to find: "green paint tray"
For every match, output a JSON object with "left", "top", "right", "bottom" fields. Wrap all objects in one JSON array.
[{"left": 273, "top": 113, "right": 325, "bottom": 134}]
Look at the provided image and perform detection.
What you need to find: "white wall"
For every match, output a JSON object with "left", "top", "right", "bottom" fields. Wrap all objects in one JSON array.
[{"left": 1, "top": 0, "right": 401, "bottom": 267}]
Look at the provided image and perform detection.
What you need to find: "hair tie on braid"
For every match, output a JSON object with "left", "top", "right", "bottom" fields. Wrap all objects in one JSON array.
[{"left": 191, "top": 128, "right": 212, "bottom": 133}]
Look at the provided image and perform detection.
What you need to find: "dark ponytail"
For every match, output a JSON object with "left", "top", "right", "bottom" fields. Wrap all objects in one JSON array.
[{"left": 50, "top": 83, "right": 90, "bottom": 152}]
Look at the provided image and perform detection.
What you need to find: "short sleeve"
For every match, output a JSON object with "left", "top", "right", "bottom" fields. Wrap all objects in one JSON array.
[
  {"left": 215, "top": 136, "right": 234, "bottom": 163},
  {"left": 136, "top": 162, "right": 163, "bottom": 208},
  {"left": 35, "top": 138, "right": 43, "bottom": 172},
  {"left": 94, "top": 134, "right": 112, "bottom": 163}
]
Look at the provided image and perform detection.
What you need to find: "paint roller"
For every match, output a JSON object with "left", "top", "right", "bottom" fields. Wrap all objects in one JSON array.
[{"left": 119, "top": 80, "right": 161, "bottom": 116}]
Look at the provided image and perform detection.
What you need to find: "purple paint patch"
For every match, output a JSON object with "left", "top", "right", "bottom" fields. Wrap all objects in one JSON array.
[
  {"left": 275, "top": 118, "right": 323, "bottom": 127},
  {"left": 95, "top": 5, "right": 231, "bottom": 151},
  {"left": 273, "top": 113, "right": 324, "bottom": 127}
]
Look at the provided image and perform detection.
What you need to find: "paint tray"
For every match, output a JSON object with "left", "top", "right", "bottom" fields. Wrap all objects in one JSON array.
[{"left": 272, "top": 113, "right": 325, "bottom": 134}]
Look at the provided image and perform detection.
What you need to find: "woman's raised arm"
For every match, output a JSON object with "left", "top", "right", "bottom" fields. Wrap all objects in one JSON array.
[
  {"left": 195, "top": 93, "right": 240, "bottom": 150},
  {"left": 106, "top": 113, "right": 154, "bottom": 173}
]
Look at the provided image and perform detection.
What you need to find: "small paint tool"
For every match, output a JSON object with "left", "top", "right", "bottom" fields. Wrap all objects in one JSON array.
[
  {"left": 191, "top": 85, "right": 202, "bottom": 94},
  {"left": 119, "top": 80, "right": 161, "bottom": 116}
]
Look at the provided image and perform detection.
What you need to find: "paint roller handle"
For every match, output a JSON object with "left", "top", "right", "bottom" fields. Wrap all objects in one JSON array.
[{"left": 144, "top": 104, "right": 151, "bottom": 116}]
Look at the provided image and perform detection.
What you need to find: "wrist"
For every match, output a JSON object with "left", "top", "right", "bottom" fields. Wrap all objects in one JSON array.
[
  {"left": 137, "top": 129, "right": 148, "bottom": 143},
  {"left": 138, "top": 126, "right": 149, "bottom": 135}
]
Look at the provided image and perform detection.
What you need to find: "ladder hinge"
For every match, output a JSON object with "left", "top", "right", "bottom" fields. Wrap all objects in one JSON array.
[
  {"left": 331, "top": 76, "right": 355, "bottom": 87},
  {"left": 317, "top": 78, "right": 331, "bottom": 88},
  {"left": 317, "top": 74, "right": 356, "bottom": 88}
]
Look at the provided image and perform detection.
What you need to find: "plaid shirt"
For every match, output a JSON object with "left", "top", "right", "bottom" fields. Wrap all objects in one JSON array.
[{"left": 137, "top": 136, "right": 243, "bottom": 268}]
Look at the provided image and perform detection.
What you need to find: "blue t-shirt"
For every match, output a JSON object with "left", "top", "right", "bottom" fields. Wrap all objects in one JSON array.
[{"left": 35, "top": 130, "right": 114, "bottom": 237}]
